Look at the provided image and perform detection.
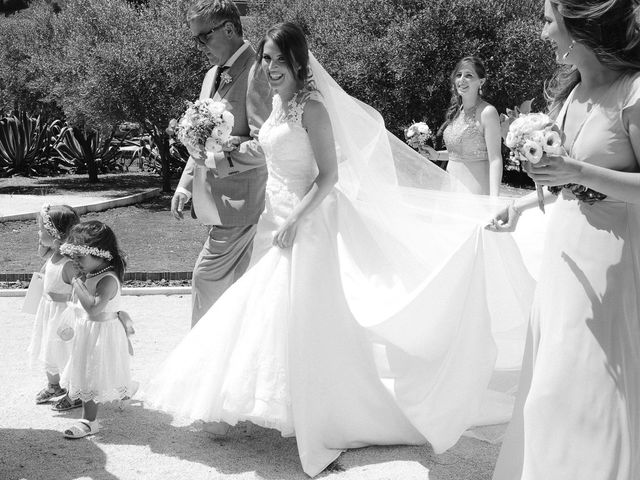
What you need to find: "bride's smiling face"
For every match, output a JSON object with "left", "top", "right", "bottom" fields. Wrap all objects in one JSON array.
[{"left": 261, "top": 39, "right": 297, "bottom": 92}]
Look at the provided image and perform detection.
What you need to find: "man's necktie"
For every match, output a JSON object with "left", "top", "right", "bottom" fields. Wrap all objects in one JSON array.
[{"left": 214, "top": 66, "right": 229, "bottom": 93}]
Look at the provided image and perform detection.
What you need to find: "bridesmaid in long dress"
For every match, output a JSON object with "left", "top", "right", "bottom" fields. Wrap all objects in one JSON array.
[
  {"left": 424, "top": 56, "right": 503, "bottom": 196},
  {"left": 489, "top": 0, "right": 640, "bottom": 478}
]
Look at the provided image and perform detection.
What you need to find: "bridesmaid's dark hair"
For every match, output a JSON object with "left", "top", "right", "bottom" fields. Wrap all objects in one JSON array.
[
  {"left": 437, "top": 56, "right": 487, "bottom": 136},
  {"left": 545, "top": 0, "right": 640, "bottom": 117},
  {"left": 256, "top": 22, "right": 310, "bottom": 82}
]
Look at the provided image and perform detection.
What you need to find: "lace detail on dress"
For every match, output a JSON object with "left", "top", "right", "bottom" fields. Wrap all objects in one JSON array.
[
  {"left": 260, "top": 85, "right": 321, "bottom": 219},
  {"left": 443, "top": 105, "right": 488, "bottom": 163},
  {"left": 270, "top": 85, "right": 323, "bottom": 127}
]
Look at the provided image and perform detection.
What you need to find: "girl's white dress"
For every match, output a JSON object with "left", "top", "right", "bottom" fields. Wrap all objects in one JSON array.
[
  {"left": 27, "top": 256, "right": 73, "bottom": 374},
  {"left": 143, "top": 89, "right": 533, "bottom": 477},
  {"left": 493, "top": 73, "right": 640, "bottom": 480},
  {"left": 61, "top": 271, "right": 132, "bottom": 403}
]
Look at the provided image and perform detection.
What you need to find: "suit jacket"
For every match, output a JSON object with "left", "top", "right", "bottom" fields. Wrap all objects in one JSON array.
[{"left": 178, "top": 44, "right": 272, "bottom": 226}]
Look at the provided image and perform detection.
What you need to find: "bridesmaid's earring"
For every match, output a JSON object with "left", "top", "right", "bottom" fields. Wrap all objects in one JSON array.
[{"left": 562, "top": 40, "right": 576, "bottom": 60}]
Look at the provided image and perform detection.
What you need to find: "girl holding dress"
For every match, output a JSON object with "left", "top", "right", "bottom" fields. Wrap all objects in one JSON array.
[
  {"left": 29, "top": 204, "right": 80, "bottom": 408},
  {"left": 489, "top": 0, "right": 640, "bottom": 478},
  {"left": 59, "top": 220, "right": 134, "bottom": 439}
]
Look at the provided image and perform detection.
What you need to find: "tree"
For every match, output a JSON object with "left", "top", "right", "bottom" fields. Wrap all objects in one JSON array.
[{"left": 21, "top": 0, "right": 207, "bottom": 189}]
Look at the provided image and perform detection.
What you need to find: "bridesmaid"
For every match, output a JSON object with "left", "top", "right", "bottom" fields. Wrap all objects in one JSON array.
[
  {"left": 489, "top": 0, "right": 640, "bottom": 478},
  {"left": 424, "top": 56, "right": 503, "bottom": 196}
]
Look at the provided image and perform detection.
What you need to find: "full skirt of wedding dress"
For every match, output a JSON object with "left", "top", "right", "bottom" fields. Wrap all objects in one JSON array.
[{"left": 142, "top": 179, "right": 538, "bottom": 476}]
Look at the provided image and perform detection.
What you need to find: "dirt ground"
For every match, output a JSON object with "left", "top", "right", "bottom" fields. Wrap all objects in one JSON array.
[{"left": 0, "top": 294, "right": 503, "bottom": 480}]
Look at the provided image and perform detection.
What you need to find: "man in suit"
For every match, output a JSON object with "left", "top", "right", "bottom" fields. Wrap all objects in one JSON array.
[{"left": 172, "top": 0, "right": 271, "bottom": 326}]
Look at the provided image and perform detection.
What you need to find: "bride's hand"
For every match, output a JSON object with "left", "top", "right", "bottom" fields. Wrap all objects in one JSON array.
[
  {"left": 485, "top": 202, "right": 521, "bottom": 233},
  {"left": 273, "top": 219, "right": 299, "bottom": 249}
]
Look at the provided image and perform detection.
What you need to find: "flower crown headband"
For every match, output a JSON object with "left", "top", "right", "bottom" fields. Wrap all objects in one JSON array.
[
  {"left": 40, "top": 204, "right": 61, "bottom": 240},
  {"left": 59, "top": 242, "right": 113, "bottom": 261}
]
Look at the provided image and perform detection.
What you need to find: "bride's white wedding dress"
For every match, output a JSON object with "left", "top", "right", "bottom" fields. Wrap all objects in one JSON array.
[{"left": 143, "top": 57, "right": 536, "bottom": 477}]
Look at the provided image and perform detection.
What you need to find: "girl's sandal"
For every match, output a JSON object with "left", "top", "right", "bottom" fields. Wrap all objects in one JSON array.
[
  {"left": 35, "top": 385, "right": 67, "bottom": 404},
  {"left": 63, "top": 419, "right": 100, "bottom": 439},
  {"left": 52, "top": 396, "right": 83, "bottom": 411}
]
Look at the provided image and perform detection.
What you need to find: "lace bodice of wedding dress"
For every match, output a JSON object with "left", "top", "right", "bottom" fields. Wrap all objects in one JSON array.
[{"left": 258, "top": 90, "right": 320, "bottom": 219}]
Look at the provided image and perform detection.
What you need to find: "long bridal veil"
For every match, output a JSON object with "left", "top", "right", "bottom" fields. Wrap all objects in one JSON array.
[{"left": 297, "top": 52, "right": 541, "bottom": 443}]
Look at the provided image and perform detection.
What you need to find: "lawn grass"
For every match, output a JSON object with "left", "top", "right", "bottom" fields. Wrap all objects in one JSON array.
[{"left": 1, "top": 172, "right": 206, "bottom": 276}]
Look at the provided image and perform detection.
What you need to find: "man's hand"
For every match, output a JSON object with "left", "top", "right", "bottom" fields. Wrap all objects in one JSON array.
[
  {"left": 171, "top": 192, "right": 188, "bottom": 220},
  {"left": 186, "top": 145, "right": 207, "bottom": 166},
  {"left": 222, "top": 136, "right": 242, "bottom": 152}
]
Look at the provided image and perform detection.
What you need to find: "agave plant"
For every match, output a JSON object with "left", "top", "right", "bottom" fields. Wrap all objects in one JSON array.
[
  {"left": 0, "top": 111, "right": 63, "bottom": 177},
  {"left": 54, "top": 126, "right": 128, "bottom": 182}
]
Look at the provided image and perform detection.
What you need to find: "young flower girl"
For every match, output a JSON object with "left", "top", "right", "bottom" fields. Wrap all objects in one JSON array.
[
  {"left": 59, "top": 220, "right": 134, "bottom": 438},
  {"left": 28, "top": 204, "right": 80, "bottom": 408}
]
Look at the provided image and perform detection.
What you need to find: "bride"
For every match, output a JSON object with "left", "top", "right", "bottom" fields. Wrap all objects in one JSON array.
[{"left": 143, "top": 22, "right": 535, "bottom": 477}]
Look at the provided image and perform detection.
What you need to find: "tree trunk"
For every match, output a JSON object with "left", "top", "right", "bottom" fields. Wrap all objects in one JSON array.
[
  {"left": 73, "top": 127, "right": 99, "bottom": 183},
  {"left": 152, "top": 131, "right": 172, "bottom": 193}
]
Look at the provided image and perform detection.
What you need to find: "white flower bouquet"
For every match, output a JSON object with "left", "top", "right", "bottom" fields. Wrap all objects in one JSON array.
[
  {"left": 168, "top": 99, "right": 235, "bottom": 169},
  {"left": 501, "top": 101, "right": 564, "bottom": 212},
  {"left": 404, "top": 122, "right": 433, "bottom": 153}
]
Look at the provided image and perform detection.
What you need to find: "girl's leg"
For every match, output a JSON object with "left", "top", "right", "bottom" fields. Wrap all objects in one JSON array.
[
  {"left": 63, "top": 401, "right": 100, "bottom": 438},
  {"left": 83, "top": 400, "right": 98, "bottom": 422},
  {"left": 46, "top": 372, "right": 60, "bottom": 386},
  {"left": 36, "top": 372, "right": 66, "bottom": 403}
]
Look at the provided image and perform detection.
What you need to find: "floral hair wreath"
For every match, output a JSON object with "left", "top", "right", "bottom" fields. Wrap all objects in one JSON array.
[
  {"left": 40, "top": 204, "right": 61, "bottom": 240},
  {"left": 59, "top": 242, "right": 113, "bottom": 261}
]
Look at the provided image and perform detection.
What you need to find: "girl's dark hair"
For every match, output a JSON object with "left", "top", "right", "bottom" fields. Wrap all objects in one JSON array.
[
  {"left": 66, "top": 220, "right": 127, "bottom": 282},
  {"left": 545, "top": 0, "right": 640, "bottom": 116},
  {"left": 438, "top": 56, "right": 487, "bottom": 136},
  {"left": 256, "top": 22, "right": 310, "bottom": 82},
  {"left": 46, "top": 204, "right": 80, "bottom": 240}
]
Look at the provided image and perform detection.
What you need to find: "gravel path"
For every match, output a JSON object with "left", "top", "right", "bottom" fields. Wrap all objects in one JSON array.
[{"left": 1, "top": 294, "right": 503, "bottom": 480}]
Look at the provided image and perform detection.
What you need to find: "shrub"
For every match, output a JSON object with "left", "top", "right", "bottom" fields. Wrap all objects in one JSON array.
[
  {"left": 0, "top": 111, "right": 64, "bottom": 177},
  {"left": 249, "top": 0, "right": 554, "bottom": 184},
  {"left": 1, "top": 0, "right": 205, "bottom": 188}
]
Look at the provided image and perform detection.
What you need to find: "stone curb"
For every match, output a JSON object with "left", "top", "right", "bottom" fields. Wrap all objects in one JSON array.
[
  {"left": 0, "top": 188, "right": 161, "bottom": 222},
  {"left": 0, "top": 286, "right": 191, "bottom": 298}
]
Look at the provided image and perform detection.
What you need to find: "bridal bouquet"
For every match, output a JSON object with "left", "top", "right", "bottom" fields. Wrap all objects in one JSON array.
[
  {"left": 404, "top": 122, "right": 433, "bottom": 153},
  {"left": 501, "top": 102, "right": 564, "bottom": 212},
  {"left": 168, "top": 99, "right": 235, "bottom": 169}
]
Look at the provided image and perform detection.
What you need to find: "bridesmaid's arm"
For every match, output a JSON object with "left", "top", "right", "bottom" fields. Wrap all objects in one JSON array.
[
  {"left": 486, "top": 188, "right": 557, "bottom": 233},
  {"left": 481, "top": 104, "right": 503, "bottom": 197}
]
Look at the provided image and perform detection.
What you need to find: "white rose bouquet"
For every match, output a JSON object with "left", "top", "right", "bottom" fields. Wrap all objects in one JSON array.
[
  {"left": 501, "top": 101, "right": 564, "bottom": 212},
  {"left": 167, "top": 99, "right": 235, "bottom": 170},
  {"left": 404, "top": 122, "right": 433, "bottom": 153}
]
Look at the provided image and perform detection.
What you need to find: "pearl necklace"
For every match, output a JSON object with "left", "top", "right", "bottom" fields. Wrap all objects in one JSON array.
[{"left": 86, "top": 265, "right": 114, "bottom": 278}]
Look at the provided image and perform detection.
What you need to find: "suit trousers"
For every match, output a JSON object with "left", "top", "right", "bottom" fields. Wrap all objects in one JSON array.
[{"left": 191, "top": 224, "right": 257, "bottom": 327}]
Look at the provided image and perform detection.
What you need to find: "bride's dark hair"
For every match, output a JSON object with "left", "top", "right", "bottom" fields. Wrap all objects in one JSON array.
[
  {"left": 545, "top": 0, "right": 640, "bottom": 116},
  {"left": 256, "top": 22, "right": 310, "bottom": 82}
]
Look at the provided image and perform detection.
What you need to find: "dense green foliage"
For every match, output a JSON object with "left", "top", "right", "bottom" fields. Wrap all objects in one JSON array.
[
  {"left": 1, "top": 0, "right": 555, "bottom": 187},
  {"left": 248, "top": 0, "right": 555, "bottom": 142}
]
